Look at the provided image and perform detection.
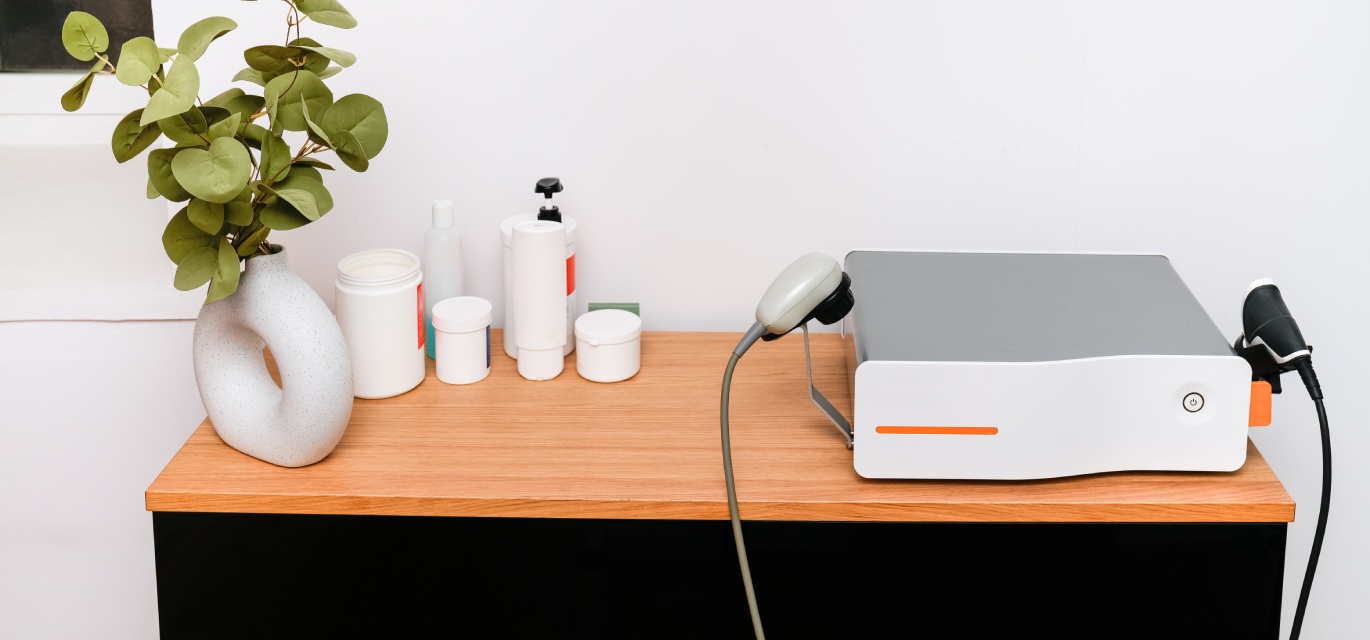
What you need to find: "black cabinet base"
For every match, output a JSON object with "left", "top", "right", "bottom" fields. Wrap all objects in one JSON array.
[{"left": 153, "top": 513, "right": 1285, "bottom": 639}]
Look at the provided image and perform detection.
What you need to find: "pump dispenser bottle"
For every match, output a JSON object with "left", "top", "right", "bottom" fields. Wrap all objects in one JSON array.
[
  {"left": 424, "top": 200, "right": 464, "bottom": 358},
  {"left": 501, "top": 178, "right": 577, "bottom": 360}
]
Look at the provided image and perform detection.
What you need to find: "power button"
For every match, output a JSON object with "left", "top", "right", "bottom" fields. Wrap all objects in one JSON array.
[{"left": 1183, "top": 393, "right": 1205, "bottom": 413}]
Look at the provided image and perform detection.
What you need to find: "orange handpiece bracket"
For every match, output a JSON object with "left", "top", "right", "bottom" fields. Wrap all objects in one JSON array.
[{"left": 1249, "top": 381, "right": 1273, "bottom": 427}]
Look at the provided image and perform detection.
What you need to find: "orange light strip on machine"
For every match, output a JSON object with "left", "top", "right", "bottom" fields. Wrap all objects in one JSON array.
[{"left": 875, "top": 426, "right": 999, "bottom": 436}]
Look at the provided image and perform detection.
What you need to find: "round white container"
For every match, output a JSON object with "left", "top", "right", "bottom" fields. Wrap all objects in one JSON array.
[
  {"left": 335, "top": 249, "right": 426, "bottom": 399},
  {"left": 501, "top": 213, "right": 577, "bottom": 360},
  {"left": 432, "top": 296, "right": 492, "bottom": 385},
  {"left": 574, "top": 310, "right": 642, "bottom": 383}
]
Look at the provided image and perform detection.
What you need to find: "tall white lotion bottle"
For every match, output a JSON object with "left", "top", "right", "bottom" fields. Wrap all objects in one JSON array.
[
  {"left": 501, "top": 178, "right": 577, "bottom": 360},
  {"left": 424, "top": 200, "right": 464, "bottom": 359},
  {"left": 512, "top": 220, "right": 568, "bottom": 380}
]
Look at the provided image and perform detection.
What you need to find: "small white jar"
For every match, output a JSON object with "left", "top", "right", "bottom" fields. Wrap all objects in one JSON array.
[
  {"left": 433, "top": 296, "right": 492, "bottom": 385},
  {"left": 335, "top": 249, "right": 426, "bottom": 399},
  {"left": 574, "top": 309, "right": 642, "bottom": 383}
]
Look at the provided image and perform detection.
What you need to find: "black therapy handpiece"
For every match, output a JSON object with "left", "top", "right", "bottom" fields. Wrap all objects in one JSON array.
[
  {"left": 1235, "top": 279, "right": 1321, "bottom": 399},
  {"left": 1234, "top": 279, "right": 1328, "bottom": 640}
]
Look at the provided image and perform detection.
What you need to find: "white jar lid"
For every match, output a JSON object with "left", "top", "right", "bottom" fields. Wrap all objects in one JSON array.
[
  {"left": 432, "top": 296, "right": 493, "bottom": 332},
  {"left": 575, "top": 309, "right": 642, "bottom": 346},
  {"left": 500, "top": 213, "right": 577, "bottom": 247}
]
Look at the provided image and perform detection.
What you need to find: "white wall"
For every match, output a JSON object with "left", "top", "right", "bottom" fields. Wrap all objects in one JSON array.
[
  {"left": 0, "top": 31, "right": 206, "bottom": 640},
  {"left": 0, "top": 321, "right": 204, "bottom": 640},
  {"left": 4, "top": 1, "right": 1365, "bottom": 637}
]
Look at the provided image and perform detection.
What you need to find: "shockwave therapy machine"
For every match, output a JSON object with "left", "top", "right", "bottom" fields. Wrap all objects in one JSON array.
[
  {"left": 842, "top": 251, "right": 1255, "bottom": 480},
  {"left": 718, "top": 250, "right": 1330, "bottom": 640}
]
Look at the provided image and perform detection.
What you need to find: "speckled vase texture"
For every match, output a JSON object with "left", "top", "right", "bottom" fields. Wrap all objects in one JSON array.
[{"left": 192, "top": 246, "right": 354, "bottom": 467}]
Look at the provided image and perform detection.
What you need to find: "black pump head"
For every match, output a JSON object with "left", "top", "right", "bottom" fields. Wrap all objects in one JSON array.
[
  {"left": 535, "top": 177, "right": 563, "bottom": 222},
  {"left": 535, "top": 177, "right": 563, "bottom": 199}
]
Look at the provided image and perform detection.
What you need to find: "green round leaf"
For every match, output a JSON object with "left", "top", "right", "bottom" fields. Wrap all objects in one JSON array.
[
  {"left": 317, "top": 66, "right": 342, "bottom": 80},
  {"left": 232, "top": 68, "right": 267, "bottom": 87},
  {"left": 294, "top": 158, "right": 335, "bottom": 171},
  {"left": 204, "top": 88, "right": 245, "bottom": 108},
  {"left": 162, "top": 207, "right": 215, "bottom": 262},
  {"left": 259, "top": 132, "right": 292, "bottom": 184},
  {"left": 240, "top": 123, "right": 270, "bottom": 150},
  {"left": 225, "top": 201, "right": 254, "bottom": 226},
  {"left": 330, "top": 129, "right": 369, "bottom": 172},
  {"left": 276, "top": 174, "right": 333, "bottom": 215},
  {"left": 200, "top": 106, "right": 232, "bottom": 126},
  {"left": 158, "top": 109, "right": 209, "bottom": 146},
  {"left": 148, "top": 148, "right": 192, "bottom": 202},
  {"left": 294, "top": 45, "right": 355, "bottom": 68},
  {"left": 295, "top": 0, "right": 358, "bottom": 29},
  {"left": 288, "top": 164, "right": 323, "bottom": 183},
  {"left": 259, "top": 201, "right": 312, "bottom": 230},
  {"left": 115, "top": 36, "right": 161, "bottom": 86},
  {"left": 244, "top": 45, "right": 303, "bottom": 73},
  {"left": 174, "top": 246, "right": 218, "bottom": 291},
  {"left": 222, "top": 94, "right": 266, "bottom": 121},
  {"left": 236, "top": 226, "right": 271, "bottom": 256},
  {"left": 188, "top": 198, "right": 225, "bottom": 234},
  {"left": 159, "top": 48, "right": 177, "bottom": 63},
  {"left": 171, "top": 138, "right": 252, "bottom": 204},
  {"left": 141, "top": 57, "right": 200, "bottom": 126},
  {"left": 264, "top": 70, "right": 333, "bottom": 132},
  {"left": 206, "top": 238, "right": 242, "bottom": 303},
  {"left": 146, "top": 179, "right": 160, "bottom": 199},
  {"left": 268, "top": 187, "right": 320, "bottom": 221},
  {"left": 208, "top": 112, "right": 242, "bottom": 140},
  {"left": 178, "top": 16, "right": 237, "bottom": 61},
  {"left": 286, "top": 38, "right": 329, "bottom": 75},
  {"left": 320, "top": 93, "right": 387, "bottom": 158},
  {"left": 111, "top": 109, "right": 162, "bottom": 163},
  {"left": 302, "top": 101, "right": 332, "bottom": 147},
  {"left": 60, "top": 70, "right": 97, "bottom": 112},
  {"left": 62, "top": 12, "right": 109, "bottom": 61}
]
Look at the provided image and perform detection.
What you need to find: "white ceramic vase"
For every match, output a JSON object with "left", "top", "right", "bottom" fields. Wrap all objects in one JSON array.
[{"left": 192, "top": 245, "right": 354, "bottom": 467}]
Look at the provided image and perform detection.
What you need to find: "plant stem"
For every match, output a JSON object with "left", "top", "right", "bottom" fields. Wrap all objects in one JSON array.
[
  {"left": 282, "top": 0, "right": 294, "bottom": 43},
  {"left": 94, "top": 52, "right": 115, "bottom": 74}
]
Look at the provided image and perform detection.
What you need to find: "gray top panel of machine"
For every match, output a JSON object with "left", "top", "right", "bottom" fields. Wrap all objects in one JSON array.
[{"left": 845, "top": 251, "right": 1234, "bottom": 363}]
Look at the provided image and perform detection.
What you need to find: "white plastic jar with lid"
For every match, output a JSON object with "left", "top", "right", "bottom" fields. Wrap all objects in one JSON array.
[
  {"left": 432, "top": 296, "right": 492, "bottom": 385},
  {"left": 574, "top": 309, "right": 642, "bottom": 383},
  {"left": 335, "top": 249, "right": 426, "bottom": 399}
]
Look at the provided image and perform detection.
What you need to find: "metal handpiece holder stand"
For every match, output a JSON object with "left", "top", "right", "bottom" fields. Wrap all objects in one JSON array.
[{"left": 801, "top": 324, "right": 853, "bottom": 449}]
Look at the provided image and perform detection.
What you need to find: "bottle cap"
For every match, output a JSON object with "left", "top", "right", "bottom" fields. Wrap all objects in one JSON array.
[{"left": 432, "top": 200, "right": 455, "bottom": 228}]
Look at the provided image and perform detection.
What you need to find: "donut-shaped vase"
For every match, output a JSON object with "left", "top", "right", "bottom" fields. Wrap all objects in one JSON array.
[{"left": 192, "top": 246, "right": 353, "bottom": 467}]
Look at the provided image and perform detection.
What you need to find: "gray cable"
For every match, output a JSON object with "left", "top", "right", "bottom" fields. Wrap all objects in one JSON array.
[{"left": 722, "top": 323, "right": 768, "bottom": 639}]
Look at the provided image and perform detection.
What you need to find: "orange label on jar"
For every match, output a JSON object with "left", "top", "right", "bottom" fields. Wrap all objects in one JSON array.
[
  {"left": 567, "top": 253, "right": 576, "bottom": 296},
  {"left": 416, "top": 282, "right": 425, "bottom": 351}
]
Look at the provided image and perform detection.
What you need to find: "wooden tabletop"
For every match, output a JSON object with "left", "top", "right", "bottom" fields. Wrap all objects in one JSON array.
[{"left": 147, "top": 330, "right": 1294, "bottom": 523}]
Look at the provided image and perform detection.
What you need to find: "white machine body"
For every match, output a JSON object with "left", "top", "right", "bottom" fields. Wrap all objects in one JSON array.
[{"left": 843, "top": 251, "right": 1253, "bottom": 480}]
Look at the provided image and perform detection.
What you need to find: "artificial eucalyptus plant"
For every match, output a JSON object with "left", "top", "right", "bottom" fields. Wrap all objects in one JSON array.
[{"left": 59, "top": 1, "right": 387, "bottom": 303}]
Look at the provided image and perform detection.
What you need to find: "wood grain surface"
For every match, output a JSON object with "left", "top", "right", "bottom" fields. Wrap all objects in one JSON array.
[{"left": 146, "top": 331, "right": 1294, "bottom": 522}]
